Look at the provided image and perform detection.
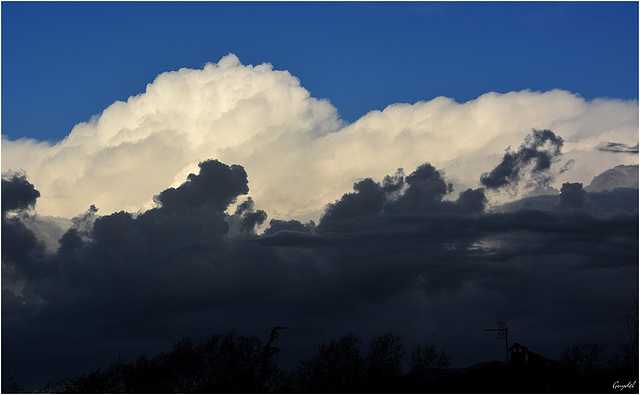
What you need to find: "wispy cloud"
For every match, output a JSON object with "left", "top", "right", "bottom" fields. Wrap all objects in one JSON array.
[{"left": 597, "top": 142, "right": 639, "bottom": 154}]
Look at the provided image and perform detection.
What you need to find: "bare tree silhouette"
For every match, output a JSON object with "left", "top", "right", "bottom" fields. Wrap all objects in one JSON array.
[
  {"left": 408, "top": 343, "right": 452, "bottom": 382},
  {"left": 295, "top": 333, "right": 365, "bottom": 392},
  {"left": 364, "top": 332, "right": 404, "bottom": 392}
]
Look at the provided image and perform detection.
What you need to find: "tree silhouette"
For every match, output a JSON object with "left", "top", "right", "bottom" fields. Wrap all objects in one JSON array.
[
  {"left": 56, "top": 331, "right": 275, "bottom": 393},
  {"left": 17, "top": 329, "right": 460, "bottom": 393},
  {"left": 560, "top": 341, "right": 606, "bottom": 377},
  {"left": 295, "top": 333, "right": 365, "bottom": 392},
  {"left": 170, "top": 332, "right": 264, "bottom": 393},
  {"left": 2, "top": 373, "right": 25, "bottom": 394},
  {"left": 260, "top": 327, "right": 287, "bottom": 392},
  {"left": 612, "top": 295, "right": 639, "bottom": 372},
  {"left": 606, "top": 295, "right": 639, "bottom": 388},
  {"left": 364, "top": 332, "right": 404, "bottom": 392},
  {"left": 63, "top": 368, "right": 114, "bottom": 393},
  {"left": 408, "top": 343, "right": 452, "bottom": 380},
  {"left": 558, "top": 340, "right": 609, "bottom": 391}
]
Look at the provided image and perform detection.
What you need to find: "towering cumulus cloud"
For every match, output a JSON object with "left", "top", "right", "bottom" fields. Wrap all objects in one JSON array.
[{"left": 2, "top": 54, "right": 637, "bottom": 222}]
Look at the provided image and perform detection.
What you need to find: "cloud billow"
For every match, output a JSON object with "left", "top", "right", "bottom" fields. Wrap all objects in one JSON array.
[
  {"left": 154, "top": 160, "right": 249, "bottom": 213},
  {"left": 316, "top": 163, "right": 489, "bottom": 234},
  {"left": 1, "top": 173, "right": 40, "bottom": 214},
  {"left": 1, "top": 55, "right": 637, "bottom": 222},
  {"left": 480, "top": 129, "right": 565, "bottom": 193},
  {"left": 555, "top": 182, "right": 591, "bottom": 210}
]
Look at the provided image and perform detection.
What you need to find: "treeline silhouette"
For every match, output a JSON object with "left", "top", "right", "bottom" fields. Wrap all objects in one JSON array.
[
  {"left": 3, "top": 324, "right": 638, "bottom": 393},
  {"left": 2, "top": 330, "right": 451, "bottom": 393}
]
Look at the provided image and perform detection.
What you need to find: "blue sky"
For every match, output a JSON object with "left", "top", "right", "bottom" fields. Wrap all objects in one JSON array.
[{"left": 2, "top": 1, "right": 638, "bottom": 142}]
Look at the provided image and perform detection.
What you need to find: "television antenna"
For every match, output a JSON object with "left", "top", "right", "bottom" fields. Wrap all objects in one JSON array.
[{"left": 483, "top": 320, "right": 509, "bottom": 363}]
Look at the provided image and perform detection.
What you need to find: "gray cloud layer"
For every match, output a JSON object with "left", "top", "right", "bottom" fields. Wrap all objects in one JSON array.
[{"left": 2, "top": 128, "right": 637, "bottom": 388}]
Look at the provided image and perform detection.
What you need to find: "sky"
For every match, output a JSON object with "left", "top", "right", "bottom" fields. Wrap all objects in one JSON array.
[
  {"left": 1, "top": 1, "right": 639, "bottom": 390},
  {"left": 2, "top": 2, "right": 638, "bottom": 142}
]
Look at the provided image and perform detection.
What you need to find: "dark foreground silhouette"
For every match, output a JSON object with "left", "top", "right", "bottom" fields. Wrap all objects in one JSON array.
[{"left": 2, "top": 326, "right": 638, "bottom": 393}]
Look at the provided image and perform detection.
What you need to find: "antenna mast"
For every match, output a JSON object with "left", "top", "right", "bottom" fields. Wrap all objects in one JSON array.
[{"left": 483, "top": 320, "right": 509, "bottom": 364}]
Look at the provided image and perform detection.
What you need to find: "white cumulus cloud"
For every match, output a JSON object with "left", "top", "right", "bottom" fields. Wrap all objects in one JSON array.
[{"left": 2, "top": 54, "right": 638, "bottom": 222}]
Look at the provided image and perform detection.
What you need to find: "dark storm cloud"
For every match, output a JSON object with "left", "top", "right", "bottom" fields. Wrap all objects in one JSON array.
[
  {"left": 4, "top": 160, "right": 251, "bottom": 326},
  {"left": 263, "top": 219, "right": 315, "bottom": 236},
  {"left": 480, "top": 129, "right": 564, "bottom": 192},
  {"left": 318, "top": 164, "right": 487, "bottom": 232},
  {"left": 318, "top": 177, "right": 391, "bottom": 232},
  {"left": 588, "top": 188, "right": 639, "bottom": 214},
  {"left": 555, "top": 182, "right": 591, "bottom": 210},
  {"left": 154, "top": 159, "right": 249, "bottom": 212},
  {"left": 597, "top": 142, "right": 639, "bottom": 154},
  {"left": 1, "top": 174, "right": 46, "bottom": 284},
  {"left": 250, "top": 182, "right": 637, "bottom": 370},
  {"left": 2, "top": 173, "right": 40, "bottom": 214},
  {"left": 2, "top": 150, "right": 638, "bottom": 389},
  {"left": 1, "top": 216, "right": 46, "bottom": 284},
  {"left": 384, "top": 163, "right": 453, "bottom": 214},
  {"left": 256, "top": 155, "right": 636, "bottom": 338},
  {"left": 233, "top": 197, "right": 268, "bottom": 235}
]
